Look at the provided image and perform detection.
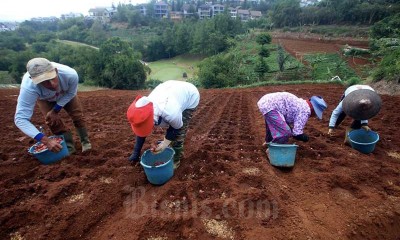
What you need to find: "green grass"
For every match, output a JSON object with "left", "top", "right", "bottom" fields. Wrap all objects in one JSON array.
[
  {"left": 147, "top": 54, "right": 204, "bottom": 81},
  {"left": 57, "top": 40, "right": 99, "bottom": 50},
  {"left": 77, "top": 84, "right": 107, "bottom": 91}
]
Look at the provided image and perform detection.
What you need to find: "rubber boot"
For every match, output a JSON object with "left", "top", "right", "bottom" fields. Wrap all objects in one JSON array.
[
  {"left": 172, "top": 145, "right": 183, "bottom": 169},
  {"left": 63, "top": 131, "right": 76, "bottom": 155},
  {"left": 76, "top": 128, "right": 92, "bottom": 152}
]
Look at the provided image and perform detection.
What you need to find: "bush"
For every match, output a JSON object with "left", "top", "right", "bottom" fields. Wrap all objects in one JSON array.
[
  {"left": 345, "top": 77, "right": 362, "bottom": 87},
  {"left": 145, "top": 79, "right": 163, "bottom": 89},
  {"left": 372, "top": 47, "right": 400, "bottom": 83}
]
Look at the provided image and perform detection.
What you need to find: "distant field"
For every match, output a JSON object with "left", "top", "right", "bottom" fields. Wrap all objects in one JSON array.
[
  {"left": 57, "top": 40, "right": 99, "bottom": 50},
  {"left": 147, "top": 54, "right": 204, "bottom": 81}
]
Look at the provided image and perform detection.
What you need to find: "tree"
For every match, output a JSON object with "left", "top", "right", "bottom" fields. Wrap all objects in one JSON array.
[
  {"left": 86, "top": 20, "right": 107, "bottom": 46},
  {"left": 256, "top": 33, "right": 272, "bottom": 46},
  {"left": 95, "top": 37, "right": 146, "bottom": 89},
  {"left": 271, "top": 0, "right": 301, "bottom": 27},
  {"left": 277, "top": 44, "right": 293, "bottom": 72}
]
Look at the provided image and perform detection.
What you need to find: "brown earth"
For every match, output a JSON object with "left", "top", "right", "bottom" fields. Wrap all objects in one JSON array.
[
  {"left": 1, "top": 82, "right": 400, "bottom": 240},
  {"left": 272, "top": 32, "right": 372, "bottom": 76}
]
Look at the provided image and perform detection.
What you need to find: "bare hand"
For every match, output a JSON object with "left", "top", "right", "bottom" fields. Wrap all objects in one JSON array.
[
  {"left": 41, "top": 136, "right": 63, "bottom": 152},
  {"left": 361, "top": 125, "right": 371, "bottom": 131},
  {"left": 45, "top": 110, "right": 62, "bottom": 127},
  {"left": 327, "top": 128, "right": 334, "bottom": 136}
]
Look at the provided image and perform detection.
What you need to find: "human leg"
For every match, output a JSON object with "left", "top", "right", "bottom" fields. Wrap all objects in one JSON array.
[
  {"left": 64, "top": 96, "right": 91, "bottom": 152},
  {"left": 171, "top": 108, "right": 196, "bottom": 169},
  {"left": 37, "top": 100, "right": 75, "bottom": 153}
]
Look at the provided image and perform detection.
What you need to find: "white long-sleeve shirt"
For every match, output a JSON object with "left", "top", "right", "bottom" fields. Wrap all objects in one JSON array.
[
  {"left": 14, "top": 62, "right": 78, "bottom": 139},
  {"left": 148, "top": 80, "right": 200, "bottom": 129},
  {"left": 329, "top": 85, "right": 374, "bottom": 128}
]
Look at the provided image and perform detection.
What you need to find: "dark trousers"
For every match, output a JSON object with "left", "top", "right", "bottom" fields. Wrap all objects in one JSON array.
[{"left": 37, "top": 96, "right": 87, "bottom": 135}]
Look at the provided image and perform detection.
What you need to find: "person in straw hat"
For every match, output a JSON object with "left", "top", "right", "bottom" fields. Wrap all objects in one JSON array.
[
  {"left": 257, "top": 92, "right": 327, "bottom": 155},
  {"left": 14, "top": 58, "right": 92, "bottom": 154},
  {"left": 327, "top": 84, "right": 382, "bottom": 144},
  {"left": 127, "top": 80, "right": 200, "bottom": 169}
]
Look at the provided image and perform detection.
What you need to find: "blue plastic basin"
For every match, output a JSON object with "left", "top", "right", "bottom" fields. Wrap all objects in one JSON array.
[
  {"left": 140, "top": 147, "right": 175, "bottom": 185},
  {"left": 348, "top": 129, "right": 379, "bottom": 154},
  {"left": 268, "top": 143, "right": 298, "bottom": 167},
  {"left": 28, "top": 135, "right": 69, "bottom": 164}
]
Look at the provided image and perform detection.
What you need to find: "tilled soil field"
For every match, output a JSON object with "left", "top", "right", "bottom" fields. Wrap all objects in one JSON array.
[
  {"left": 272, "top": 33, "right": 372, "bottom": 75},
  {"left": 1, "top": 83, "right": 400, "bottom": 240}
]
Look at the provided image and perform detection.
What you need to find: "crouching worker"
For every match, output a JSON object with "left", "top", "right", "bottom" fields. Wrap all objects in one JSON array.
[
  {"left": 327, "top": 84, "right": 381, "bottom": 144},
  {"left": 257, "top": 92, "right": 327, "bottom": 152},
  {"left": 127, "top": 80, "right": 200, "bottom": 169},
  {"left": 14, "top": 58, "right": 92, "bottom": 154}
]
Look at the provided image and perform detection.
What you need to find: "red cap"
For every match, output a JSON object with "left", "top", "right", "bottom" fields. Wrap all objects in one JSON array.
[{"left": 126, "top": 95, "right": 154, "bottom": 137}]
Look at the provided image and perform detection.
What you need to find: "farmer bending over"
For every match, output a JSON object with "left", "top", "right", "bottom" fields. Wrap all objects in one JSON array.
[
  {"left": 14, "top": 58, "right": 92, "bottom": 154},
  {"left": 327, "top": 84, "right": 381, "bottom": 144},
  {"left": 257, "top": 92, "right": 327, "bottom": 152},
  {"left": 127, "top": 80, "right": 200, "bottom": 169}
]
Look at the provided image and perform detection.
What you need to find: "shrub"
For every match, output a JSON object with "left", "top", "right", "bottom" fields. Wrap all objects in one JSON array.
[
  {"left": 145, "top": 79, "right": 163, "bottom": 89},
  {"left": 372, "top": 47, "right": 400, "bottom": 83},
  {"left": 345, "top": 77, "right": 362, "bottom": 87}
]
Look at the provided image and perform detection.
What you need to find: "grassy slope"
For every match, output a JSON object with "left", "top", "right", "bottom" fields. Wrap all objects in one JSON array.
[{"left": 147, "top": 55, "right": 204, "bottom": 81}]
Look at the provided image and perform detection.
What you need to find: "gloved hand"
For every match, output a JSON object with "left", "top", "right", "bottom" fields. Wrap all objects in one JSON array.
[
  {"left": 361, "top": 125, "right": 371, "bottom": 131},
  {"left": 152, "top": 138, "right": 172, "bottom": 153},
  {"left": 293, "top": 134, "right": 309, "bottom": 142},
  {"left": 327, "top": 128, "right": 334, "bottom": 136}
]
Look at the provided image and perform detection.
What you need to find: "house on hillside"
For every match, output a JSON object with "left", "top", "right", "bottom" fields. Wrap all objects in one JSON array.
[
  {"left": 170, "top": 11, "right": 183, "bottom": 21},
  {"left": 237, "top": 9, "right": 250, "bottom": 22},
  {"left": 31, "top": 17, "right": 58, "bottom": 22},
  {"left": 138, "top": 4, "right": 147, "bottom": 16},
  {"left": 61, "top": 12, "right": 83, "bottom": 20},
  {"left": 182, "top": 4, "right": 196, "bottom": 18},
  {"left": 88, "top": 7, "right": 117, "bottom": 22},
  {"left": 0, "top": 22, "right": 18, "bottom": 31},
  {"left": 250, "top": 10, "right": 262, "bottom": 20},
  {"left": 154, "top": 1, "right": 169, "bottom": 18},
  {"left": 198, "top": 4, "right": 212, "bottom": 19},
  {"left": 212, "top": 4, "right": 224, "bottom": 17},
  {"left": 228, "top": 7, "right": 238, "bottom": 19}
]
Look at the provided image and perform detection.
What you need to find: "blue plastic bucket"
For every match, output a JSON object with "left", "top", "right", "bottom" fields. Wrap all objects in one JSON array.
[
  {"left": 348, "top": 129, "right": 379, "bottom": 154},
  {"left": 28, "top": 135, "right": 69, "bottom": 164},
  {"left": 140, "top": 147, "right": 175, "bottom": 185},
  {"left": 267, "top": 143, "right": 298, "bottom": 167}
]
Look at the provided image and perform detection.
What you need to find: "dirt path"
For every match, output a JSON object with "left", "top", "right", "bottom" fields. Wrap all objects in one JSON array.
[{"left": 1, "top": 84, "right": 400, "bottom": 240}]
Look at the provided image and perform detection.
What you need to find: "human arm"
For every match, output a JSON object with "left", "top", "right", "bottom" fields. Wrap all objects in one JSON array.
[
  {"left": 329, "top": 101, "right": 345, "bottom": 129},
  {"left": 14, "top": 88, "right": 44, "bottom": 140}
]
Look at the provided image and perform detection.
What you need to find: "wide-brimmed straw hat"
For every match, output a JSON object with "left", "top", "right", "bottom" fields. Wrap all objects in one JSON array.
[
  {"left": 26, "top": 58, "right": 57, "bottom": 84},
  {"left": 342, "top": 89, "right": 381, "bottom": 120},
  {"left": 127, "top": 95, "right": 154, "bottom": 137}
]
